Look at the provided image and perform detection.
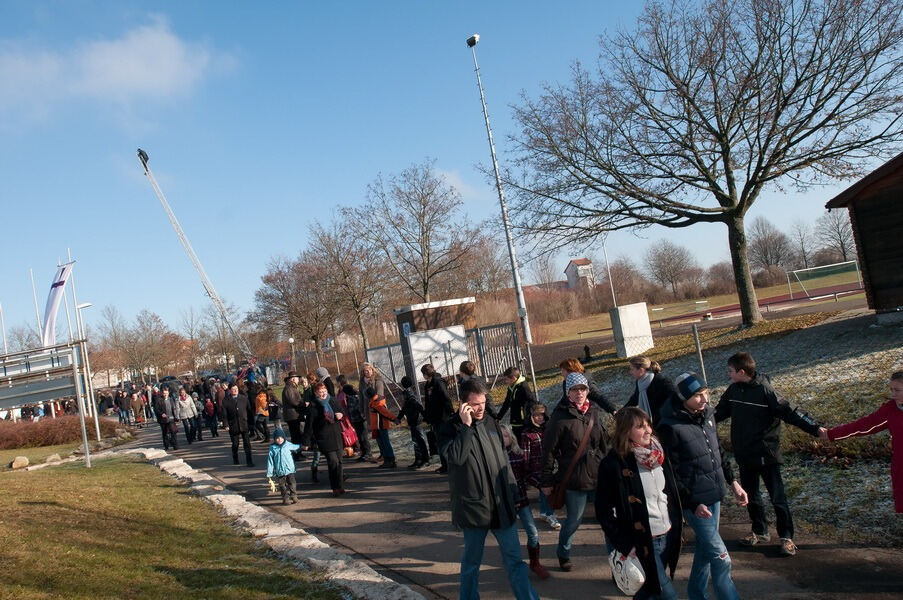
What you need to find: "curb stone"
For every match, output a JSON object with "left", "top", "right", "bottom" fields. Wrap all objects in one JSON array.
[{"left": 118, "top": 447, "right": 426, "bottom": 600}]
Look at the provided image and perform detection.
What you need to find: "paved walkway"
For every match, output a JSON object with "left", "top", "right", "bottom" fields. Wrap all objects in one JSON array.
[{"left": 123, "top": 424, "right": 902, "bottom": 599}]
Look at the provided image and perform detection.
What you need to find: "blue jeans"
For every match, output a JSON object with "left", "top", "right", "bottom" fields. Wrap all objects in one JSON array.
[
  {"left": 635, "top": 534, "right": 678, "bottom": 600},
  {"left": 517, "top": 506, "right": 539, "bottom": 548},
  {"left": 310, "top": 448, "right": 321, "bottom": 468},
  {"left": 376, "top": 429, "right": 395, "bottom": 461},
  {"left": 557, "top": 489, "right": 593, "bottom": 560},
  {"left": 538, "top": 489, "right": 553, "bottom": 516},
  {"left": 682, "top": 502, "right": 738, "bottom": 600},
  {"left": 460, "top": 522, "right": 539, "bottom": 600}
]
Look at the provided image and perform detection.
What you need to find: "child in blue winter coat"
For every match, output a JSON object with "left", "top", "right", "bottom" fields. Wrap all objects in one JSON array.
[{"left": 267, "top": 427, "right": 301, "bottom": 504}]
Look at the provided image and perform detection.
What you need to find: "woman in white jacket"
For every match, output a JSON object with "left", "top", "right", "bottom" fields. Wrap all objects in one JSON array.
[{"left": 176, "top": 386, "right": 199, "bottom": 445}]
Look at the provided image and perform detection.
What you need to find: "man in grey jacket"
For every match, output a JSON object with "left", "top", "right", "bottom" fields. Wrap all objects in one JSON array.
[{"left": 438, "top": 380, "right": 539, "bottom": 600}]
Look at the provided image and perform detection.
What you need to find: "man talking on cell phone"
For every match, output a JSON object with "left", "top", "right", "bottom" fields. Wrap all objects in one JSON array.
[{"left": 438, "top": 380, "right": 539, "bottom": 600}]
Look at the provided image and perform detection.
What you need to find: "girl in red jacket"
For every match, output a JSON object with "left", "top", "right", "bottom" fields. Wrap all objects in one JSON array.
[{"left": 821, "top": 371, "right": 903, "bottom": 512}]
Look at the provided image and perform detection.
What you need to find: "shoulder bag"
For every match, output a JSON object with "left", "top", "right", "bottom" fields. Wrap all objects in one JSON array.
[{"left": 548, "top": 410, "right": 595, "bottom": 510}]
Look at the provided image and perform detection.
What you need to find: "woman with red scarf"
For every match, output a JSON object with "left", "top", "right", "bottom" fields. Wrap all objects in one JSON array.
[
  {"left": 540, "top": 372, "right": 608, "bottom": 572},
  {"left": 596, "top": 407, "right": 682, "bottom": 600}
]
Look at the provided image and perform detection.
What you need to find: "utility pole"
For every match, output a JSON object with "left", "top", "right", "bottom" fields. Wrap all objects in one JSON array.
[{"left": 466, "top": 34, "right": 538, "bottom": 392}]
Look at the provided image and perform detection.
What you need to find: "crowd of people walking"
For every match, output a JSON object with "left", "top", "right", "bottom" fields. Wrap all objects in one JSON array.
[{"left": 116, "top": 352, "right": 902, "bottom": 600}]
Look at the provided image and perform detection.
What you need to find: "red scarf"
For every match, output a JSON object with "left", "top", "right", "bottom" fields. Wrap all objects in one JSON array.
[{"left": 630, "top": 437, "right": 664, "bottom": 471}]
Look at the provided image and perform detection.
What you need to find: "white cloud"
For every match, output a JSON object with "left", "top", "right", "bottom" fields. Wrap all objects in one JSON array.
[
  {"left": 0, "top": 17, "right": 232, "bottom": 120},
  {"left": 436, "top": 168, "right": 489, "bottom": 202}
]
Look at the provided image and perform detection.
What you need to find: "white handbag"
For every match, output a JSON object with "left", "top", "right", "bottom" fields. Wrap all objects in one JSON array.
[{"left": 608, "top": 548, "right": 646, "bottom": 596}]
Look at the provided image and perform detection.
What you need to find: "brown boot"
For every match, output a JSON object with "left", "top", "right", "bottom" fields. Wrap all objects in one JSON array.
[{"left": 528, "top": 544, "right": 550, "bottom": 579}]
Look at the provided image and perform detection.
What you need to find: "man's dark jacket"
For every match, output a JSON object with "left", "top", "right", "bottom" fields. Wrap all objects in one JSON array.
[
  {"left": 715, "top": 373, "right": 820, "bottom": 466},
  {"left": 282, "top": 382, "right": 305, "bottom": 422},
  {"left": 424, "top": 373, "right": 454, "bottom": 426},
  {"left": 153, "top": 394, "right": 177, "bottom": 425},
  {"left": 220, "top": 393, "right": 251, "bottom": 433},
  {"left": 658, "top": 398, "right": 734, "bottom": 508},
  {"left": 439, "top": 412, "right": 519, "bottom": 530}
]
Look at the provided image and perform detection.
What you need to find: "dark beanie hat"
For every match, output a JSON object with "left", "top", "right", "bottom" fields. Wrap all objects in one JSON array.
[
  {"left": 675, "top": 372, "right": 707, "bottom": 401},
  {"left": 273, "top": 428, "right": 286, "bottom": 440}
]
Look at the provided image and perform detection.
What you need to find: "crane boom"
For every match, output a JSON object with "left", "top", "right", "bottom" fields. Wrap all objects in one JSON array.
[{"left": 137, "top": 149, "right": 255, "bottom": 363}]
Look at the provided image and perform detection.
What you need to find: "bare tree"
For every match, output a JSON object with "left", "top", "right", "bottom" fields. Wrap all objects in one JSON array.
[
  {"left": 815, "top": 210, "right": 855, "bottom": 262},
  {"left": 204, "top": 302, "right": 244, "bottom": 372},
  {"left": 706, "top": 261, "right": 737, "bottom": 295},
  {"left": 530, "top": 253, "right": 559, "bottom": 288},
  {"left": 789, "top": 219, "right": 815, "bottom": 269},
  {"left": 180, "top": 306, "right": 207, "bottom": 376},
  {"left": 748, "top": 216, "right": 793, "bottom": 270},
  {"left": 6, "top": 323, "right": 40, "bottom": 352},
  {"left": 644, "top": 240, "right": 698, "bottom": 297},
  {"left": 508, "top": 0, "right": 903, "bottom": 325},
  {"left": 133, "top": 309, "right": 177, "bottom": 381},
  {"left": 459, "top": 234, "right": 511, "bottom": 296},
  {"left": 345, "top": 159, "right": 478, "bottom": 302},
  {"left": 311, "top": 223, "right": 388, "bottom": 349},
  {"left": 251, "top": 253, "right": 340, "bottom": 361}
]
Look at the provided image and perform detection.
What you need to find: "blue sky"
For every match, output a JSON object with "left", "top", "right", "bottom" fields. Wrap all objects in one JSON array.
[{"left": 0, "top": 1, "right": 858, "bottom": 340}]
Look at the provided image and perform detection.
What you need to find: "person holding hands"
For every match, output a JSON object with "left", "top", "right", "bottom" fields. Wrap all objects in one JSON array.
[
  {"left": 659, "top": 372, "right": 748, "bottom": 600},
  {"left": 820, "top": 371, "right": 903, "bottom": 513}
]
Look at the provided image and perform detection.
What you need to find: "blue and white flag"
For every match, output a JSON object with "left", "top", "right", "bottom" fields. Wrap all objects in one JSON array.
[{"left": 41, "top": 262, "right": 74, "bottom": 347}]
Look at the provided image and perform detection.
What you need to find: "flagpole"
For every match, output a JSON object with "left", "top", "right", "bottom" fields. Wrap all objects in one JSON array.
[
  {"left": 29, "top": 268, "right": 42, "bottom": 345},
  {"left": 62, "top": 283, "right": 74, "bottom": 343},
  {"left": 0, "top": 303, "right": 7, "bottom": 354},
  {"left": 67, "top": 250, "right": 100, "bottom": 439}
]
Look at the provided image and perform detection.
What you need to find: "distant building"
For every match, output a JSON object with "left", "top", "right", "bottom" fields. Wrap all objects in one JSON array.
[{"left": 565, "top": 258, "right": 595, "bottom": 290}]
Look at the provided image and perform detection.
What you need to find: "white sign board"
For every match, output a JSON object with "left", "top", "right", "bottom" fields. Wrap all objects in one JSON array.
[
  {"left": 408, "top": 325, "right": 469, "bottom": 382},
  {"left": 610, "top": 302, "right": 654, "bottom": 358}
]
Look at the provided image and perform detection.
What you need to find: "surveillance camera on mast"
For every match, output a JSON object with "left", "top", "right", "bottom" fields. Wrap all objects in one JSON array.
[{"left": 466, "top": 34, "right": 479, "bottom": 47}]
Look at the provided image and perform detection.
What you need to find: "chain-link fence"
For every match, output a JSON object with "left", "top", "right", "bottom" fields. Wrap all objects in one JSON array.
[{"left": 363, "top": 322, "right": 522, "bottom": 385}]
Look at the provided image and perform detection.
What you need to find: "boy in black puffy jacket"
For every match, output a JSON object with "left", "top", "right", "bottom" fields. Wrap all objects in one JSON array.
[
  {"left": 715, "top": 351, "right": 822, "bottom": 557},
  {"left": 398, "top": 376, "right": 429, "bottom": 469}
]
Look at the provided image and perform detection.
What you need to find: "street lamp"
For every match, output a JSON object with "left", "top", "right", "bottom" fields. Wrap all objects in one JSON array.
[
  {"left": 466, "top": 33, "right": 538, "bottom": 392},
  {"left": 74, "top": 302, "right": 101, "bottom": 441},
  {"left": 288, "top": 337, "right": 296, "bottom": 371}
]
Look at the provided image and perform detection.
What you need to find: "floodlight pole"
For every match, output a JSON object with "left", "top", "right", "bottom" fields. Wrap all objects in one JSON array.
[
  {"left": 602, "top": 239, "right": 617, "bottom": 307},
  {"left": 466, "top": 34, "right": 537, "bottom": 393}
]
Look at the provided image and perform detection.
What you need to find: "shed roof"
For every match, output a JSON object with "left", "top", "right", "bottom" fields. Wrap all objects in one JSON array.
[
  {"left": 565, "top": 258, "right": 592, "bottom": 270},
  {"left": 825, "top": 151, "right": 903, "bottom": 209},
  {"left": 393, "top": 296, "right": 476, "bottom": 315}
]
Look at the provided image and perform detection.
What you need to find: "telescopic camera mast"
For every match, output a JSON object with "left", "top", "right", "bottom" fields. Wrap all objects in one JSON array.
[{"left": 137, "top": 149, "right": 255, "bottom": 364}]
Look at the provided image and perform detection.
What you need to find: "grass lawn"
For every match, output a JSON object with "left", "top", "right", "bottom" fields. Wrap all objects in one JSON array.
[
  {"left": 537, "top": 273, "right": 862, "bottom": 344},
  {"left": 0, "top": 442, "right": 80, "bottom": 471},
  {"left": 0, "top": 457, "right": 344, "bottom": 600},
  {"left": 534, "top": 311, "right": 837, "bottom": 388}
]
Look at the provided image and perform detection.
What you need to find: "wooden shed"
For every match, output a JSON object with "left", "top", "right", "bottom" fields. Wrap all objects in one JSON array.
[{"left": 825, "top": 152, "right": 903, "bottom": 322}]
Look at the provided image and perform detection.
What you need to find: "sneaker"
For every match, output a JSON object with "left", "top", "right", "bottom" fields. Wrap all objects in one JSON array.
[
  {"left": 540, "top": 513, "right": 562, "bottom": 530},
  {"left": 779, "top": 538, "right": 797, "bottom": 557},
  {"left": 739, "top": 531, "right": 771, "bottom": 546}
]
